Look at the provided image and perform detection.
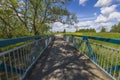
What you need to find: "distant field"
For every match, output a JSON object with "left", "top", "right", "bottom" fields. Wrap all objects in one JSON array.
[{"left": 64, "top": 32, "right": 120, "bottom": 39}]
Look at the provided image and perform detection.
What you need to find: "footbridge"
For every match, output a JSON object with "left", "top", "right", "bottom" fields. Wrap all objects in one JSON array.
[{"left": 0, "top": 34, "right": 120, "bottom": 80}]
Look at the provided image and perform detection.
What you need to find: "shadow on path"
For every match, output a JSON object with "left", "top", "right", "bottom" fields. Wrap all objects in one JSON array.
[{"left": 24, "top": 37, "right": 110, "bottom": 80}]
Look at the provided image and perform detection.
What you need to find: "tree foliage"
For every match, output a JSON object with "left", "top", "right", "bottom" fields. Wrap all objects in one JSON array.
[
  {"left": 100, "top": 27, "right": 106, "bottom": 32},
  {"left": 0, "top": 0, "right": 71, "bottom": 38},
  {"left": 110, "top": 22, "right": 120, "bottom": 33}
]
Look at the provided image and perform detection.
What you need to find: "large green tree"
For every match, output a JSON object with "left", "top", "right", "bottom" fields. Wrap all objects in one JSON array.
[{"left": 0, "top": 0, "right": 71, "bottom": 38}]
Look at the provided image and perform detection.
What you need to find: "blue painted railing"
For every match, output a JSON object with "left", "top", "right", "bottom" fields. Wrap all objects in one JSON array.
[
  {"left": 0, "top": 36, "right": 41, "bottom": 47},
  {"left": 64, "top": 34, "right": 120, "bottom": 80},
  {"left": 0, "top": 35, "right": 54, "bottom": 80},
  {"left": 70, "top": 35, "right": 120, "bottom": 44}
]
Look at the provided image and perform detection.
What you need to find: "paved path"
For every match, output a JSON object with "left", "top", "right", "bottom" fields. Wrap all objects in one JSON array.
[{"left": 24, "top": 36, "right": 110, "bottom": 80}]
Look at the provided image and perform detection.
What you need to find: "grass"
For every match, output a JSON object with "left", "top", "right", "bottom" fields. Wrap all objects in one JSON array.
[{"left": 63, "top": 32, "right": 120, "bottom": 39}]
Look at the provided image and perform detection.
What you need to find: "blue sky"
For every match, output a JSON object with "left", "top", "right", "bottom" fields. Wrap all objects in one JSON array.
[
  {"left": 51, "top": 0, "right": 120, "bottom": 32},
  {"left": 67, "top": 0, "right": 99, "bottom": 18}
]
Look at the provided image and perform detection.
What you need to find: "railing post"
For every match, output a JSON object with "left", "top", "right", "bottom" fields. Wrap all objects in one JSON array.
[
  {"left": 32, "top": 37, "right": 41, "bottom": 61},
  {"left": 83, "top": 37, "right": 97, "bottom": 63},
  {"left": 66, "top": 36, "right": 70, "bottom": 42},
  {"left": 72, "top": 35, "right": 77, "bottom": 49}
]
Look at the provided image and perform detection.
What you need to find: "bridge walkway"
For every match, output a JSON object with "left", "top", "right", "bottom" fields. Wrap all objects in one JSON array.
[{"left": 24, "top": 36, "right": 110, "bottom": 80}]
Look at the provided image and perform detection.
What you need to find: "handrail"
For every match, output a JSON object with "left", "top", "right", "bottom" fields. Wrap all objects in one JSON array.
[
  {"left": 0, "top": 35, "right": 53, "bottom": 48},
  {"left": 65, "top": 34, "right": 120, "bottom": 44},
  {"left": 0, "top": 36, "right": 41, "bottom": 48}
]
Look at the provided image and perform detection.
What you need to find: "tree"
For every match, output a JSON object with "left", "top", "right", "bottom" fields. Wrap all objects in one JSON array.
[
  {"left": 101, "top": 27, "right": 106, "bottom": 32},
  {"left": 24, "top": 0, "right": 70, "bottom": 35},
  {"left": 65, "top": 13, "right": 78, "bottom": 25},
  {"left": 0, "top": 0, "right": 72, "bottom": 38},
  {"left": 110, "top": 22, "right": 120, "bottom": 33},
  {"left": 63, "top": 29, "right": 66, "bottom": 33}
]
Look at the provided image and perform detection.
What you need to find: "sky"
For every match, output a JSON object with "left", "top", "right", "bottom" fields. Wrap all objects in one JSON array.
[{"left": 51, "top": 0, "right": 120, "bottom": 32}]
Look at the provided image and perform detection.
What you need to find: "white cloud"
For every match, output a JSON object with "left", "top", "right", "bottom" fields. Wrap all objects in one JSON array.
[
  {"left": 92, "top": 22, "right": 114, "bottom": 32},
  {"left": 101, "top": 5, "right": 117, "bottom": 15},
  {"left": 50, "top": 22, "right": 76, "bottom": 32},
  {"left": 75, "top": 20, "right": 113, "bottom": 32},
  {"left": 95, "top": 5, "right": 120, "bottom": 23},
  {"left": 79, "top": 0, "right": 88, "bottom": 6},
  {"left": 76, "top": 21, "right": 93, "bottom": 27},
  {"left": 94, "top": 0, "right": 112, "bottom": 7},
  {"left": 109, "top": 12, "right": 120, "bottom": 21},
  {"left": 50, "top": 18, "right": 117, "bottom": 32},
  {"left": 95, "top": 14, "right": 108, "bottom": 22}
]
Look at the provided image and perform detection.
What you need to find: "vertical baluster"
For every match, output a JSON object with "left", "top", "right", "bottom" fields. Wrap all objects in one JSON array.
[
  {"left": 118, "top": 51, "right": 120, "bottom": 80},
  {"left": 20, "top": 48, "right": 24, "bottom": 74},
  {"left": 28, "top": 44, "right": 32, "bottom": 65},
  {"left": 26, "top": 46, "right": 28, "bottom": 68},
  {"left": 73, "top": 38, "right": 76, "bottom": 48},
  {"left": 86, "top": 41, "right": 89, "bottom": 57},
  {"left": 22, "top": 47, "right": 26, "bottom": 73},
  {"left": 45, "top": 39, "right": 47, "bottom": 47},
  {"left": 13, "top": 51, "right": 18, "bottom": 75},
  {"left": 49, "top": 37, "right": 50, "bottom": 44},
  {"left": 103, "top": 47, "right": 107, "bottom": 69},
  {"left": 8, "top": 53, "right": 14, "bottom": 80},
  {"left": 94, "top": 44, "right": 97, "bottom": 63},
  {"left": 48, "top": 37, "right": 49, "bottom": 44},
  {"left": 107, "top": 49, "right": 111, "bottom": 73},
  {"left": 30, "top": 43, "right": 33, "bottom": 62},
  {"left": 101, "top": 47, "right": 104, "bottom": 68},
  {"left": 24, "top": 46, "right": 27, "bottom": 69},
  {"left": 3, "top": 55, "right": 8, "bottom": 80},
  {"left": 23, "top": 47, "right": 27, "bottom": 71},
  {"left": 17, "top": 49, "right": 21, "bottom": 78},
  {"left": 106, "top": 48, "right": 109, "bottom": 70},
  {"left": 110, "top": 50, "right": 114, "bottom": 76},
  {"left": 99, "top": 46, "right": 102, "bottom": 65},
  {"left": 118, "top": 69, "right": 120, "bottom": 80},
  {"left": 113, "top": 51, "right": 119, "bottom": 78},
  {"left": 93, "top": 44, "right": 95, "bottom": 59},
  {"left": 101, "top": 53, "right": 104, "bottom": 68},
  {"left": 82, "top": 41, "right": 86, "bottom": 55},
  {"left": 99, "top": 45, "right": 102, "bottom": 66},
  {"left": 96, "top": 44, "right": 99, "bottom": 64}
]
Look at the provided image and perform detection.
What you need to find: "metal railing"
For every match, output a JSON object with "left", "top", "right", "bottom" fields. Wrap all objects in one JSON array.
[
  {"left": 0, "top": 35, "right": 54, "bottom": 80},
  {"left": 64, "top": 34, "right": 120, "bottom": 80}
]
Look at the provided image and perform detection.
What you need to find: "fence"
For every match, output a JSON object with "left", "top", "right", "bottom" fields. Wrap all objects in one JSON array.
[
  {"left": 0, "top": 35, "right": 54, "bottom": 80},
  {"left": 64, "top": 34, "right": 120, "bottom": 80}
]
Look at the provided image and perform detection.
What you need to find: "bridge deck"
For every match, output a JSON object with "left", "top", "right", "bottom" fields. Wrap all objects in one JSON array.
[{"left": 24, "top": 36, "right": 110, "bottom": 80}]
